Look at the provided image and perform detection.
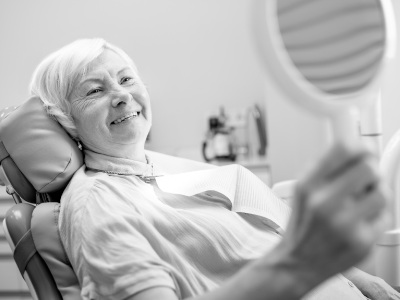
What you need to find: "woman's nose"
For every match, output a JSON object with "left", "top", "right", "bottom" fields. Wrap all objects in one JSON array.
[{"left": 111, "top": 88, "right": 131, "bottom": 107}]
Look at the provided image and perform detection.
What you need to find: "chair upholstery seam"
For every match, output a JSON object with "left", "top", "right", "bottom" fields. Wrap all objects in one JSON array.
[
  {"left": 38, "top": 153, "right": 73, "bottom": 193},
  {"left": 53, "top": 203, "right": 71, "bottom": 266}
]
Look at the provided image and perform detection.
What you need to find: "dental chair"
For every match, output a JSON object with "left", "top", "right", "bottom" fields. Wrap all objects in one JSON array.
[
  {"left": 7, "top": 97, "right": 398, "bottom": 300},
  {"left": 0, "top": 97, "right": 216, "bottom": 300}
]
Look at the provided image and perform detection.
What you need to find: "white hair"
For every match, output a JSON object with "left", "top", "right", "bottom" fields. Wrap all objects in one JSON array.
[{"left": 29, "top": 38, "right": 137, "bottom": 139}]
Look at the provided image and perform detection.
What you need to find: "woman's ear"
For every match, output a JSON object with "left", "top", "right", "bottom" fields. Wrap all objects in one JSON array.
[{"left": 76, "top": 140, "right": 83, "bottom": 151}]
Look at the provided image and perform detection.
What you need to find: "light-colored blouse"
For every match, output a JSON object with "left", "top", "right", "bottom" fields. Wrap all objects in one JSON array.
[{"left": 59, "top": 150, "right": 367, "bottom": 300}]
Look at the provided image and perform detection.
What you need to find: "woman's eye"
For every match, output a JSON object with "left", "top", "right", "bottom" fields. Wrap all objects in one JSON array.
[
  {"left": 120, "top": 77, "right": 133, "bottom": 84},
  {"left": 86, "top": 88, "right": 102, "bottom": 96}
]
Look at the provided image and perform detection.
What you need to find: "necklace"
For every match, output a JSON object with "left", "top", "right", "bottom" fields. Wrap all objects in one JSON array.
[{"left": 86, "top": 163, "right": 163, "bottom": 183}]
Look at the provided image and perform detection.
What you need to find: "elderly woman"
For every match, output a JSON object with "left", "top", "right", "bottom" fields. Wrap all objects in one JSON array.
[{"left": 29, "top": 38, "right": 398, "bottom": 300}]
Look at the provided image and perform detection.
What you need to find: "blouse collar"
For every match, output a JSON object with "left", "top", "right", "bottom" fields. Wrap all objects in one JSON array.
[{"left": 84, "top": 149, "right": 155, "bottom": 176}]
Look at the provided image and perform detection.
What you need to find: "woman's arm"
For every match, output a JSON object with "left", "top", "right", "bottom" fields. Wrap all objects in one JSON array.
[
  {"left": 343, "top": 267, "right": 400, "bottom": 299},
  {"left": 127, "top": 143, "right": 389, "bottom": 300},
  {"left": 126, "top": 247, "right": 319, "bottom": 300}
]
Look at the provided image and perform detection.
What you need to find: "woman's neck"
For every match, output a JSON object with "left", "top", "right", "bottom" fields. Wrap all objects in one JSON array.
[
  {"left": 83, "top": 148, "right": 153, "bottom": 176},
  {"left": 82, "top": 143, "right": 147, "bottom": 163}
]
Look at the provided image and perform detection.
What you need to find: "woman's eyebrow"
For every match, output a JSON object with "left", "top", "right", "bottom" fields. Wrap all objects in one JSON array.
[
  {"left": 117, "top": 67, "right": 133, "bottom": 76},
  {"left": 78, "top": 77, "right": 104, "bottom": 90},
  {"left": 79, "top": 67, "right": 132, "bottom": 86}
]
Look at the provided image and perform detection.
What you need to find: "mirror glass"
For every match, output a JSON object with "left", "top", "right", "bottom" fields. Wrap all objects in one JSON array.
[{"left": 277, "top": 0, "right": 385, "bottom": 96}]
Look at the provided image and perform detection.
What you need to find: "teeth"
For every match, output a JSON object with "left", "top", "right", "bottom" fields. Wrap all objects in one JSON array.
[{"left": 112, "top": 112, "right": 139, "bottom": 124}]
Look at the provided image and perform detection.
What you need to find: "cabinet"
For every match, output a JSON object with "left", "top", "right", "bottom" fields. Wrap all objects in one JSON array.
[{"left": 0, "top": 188, "right": 32, "bottom": 300}]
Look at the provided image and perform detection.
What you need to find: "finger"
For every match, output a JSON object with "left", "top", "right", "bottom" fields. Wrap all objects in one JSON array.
[
  {"left": 364, "top": 207, "right": 392, "bottom": 241},
  {"left": 320, "top": 181, "right": 388, "bottom": 233},
  {"left": 333, "top": 155, "right": 380, "bottom": 201},
  {"left": 302, "top": 143, "right": 370, "bottom": 184},
  {"left": 353, "top": 182, "right": 389, "bottom": 222},
  {"left": 338, "top": 209, "right": 391, "bottom": 260},
  {"left": 353, "top": 186, "right": 388, "bottom": 221},
  {"left": 297, "top": 143, "right": 373, "bottom": 201},
  {"left": 327, "top": 184, "right": 391, "bottom": 249},
  {"left": 304, "top": 156, "right": 380, "bottom": 214}
]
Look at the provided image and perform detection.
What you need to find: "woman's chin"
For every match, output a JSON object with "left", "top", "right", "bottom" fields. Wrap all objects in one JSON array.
[{"left": 111, "top": 131, "right": 148, "bottom": 147}]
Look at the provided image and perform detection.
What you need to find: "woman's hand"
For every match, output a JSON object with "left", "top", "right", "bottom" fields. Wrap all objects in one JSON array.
[
  {"left": 344, "top": 267, "right": 400, "bottom": 300},
  {"left": 361, "top": 276, "right": 400, "bottom": 300},
  {"left": 273, "top": 143, "right": 391, "bottom": 293}
]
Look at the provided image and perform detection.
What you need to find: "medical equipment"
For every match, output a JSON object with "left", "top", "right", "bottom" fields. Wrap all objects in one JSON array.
[
  {"left": 202, "top": 111, "right": 237, "bottom": 162},
  {"left": 262, "top": 0, "right": 398, "bottom": 285}
]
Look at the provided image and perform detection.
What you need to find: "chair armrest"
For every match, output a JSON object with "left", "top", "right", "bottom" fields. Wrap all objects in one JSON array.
[{"left": 4, "top": 203, "right": 62, "bottom": 300}]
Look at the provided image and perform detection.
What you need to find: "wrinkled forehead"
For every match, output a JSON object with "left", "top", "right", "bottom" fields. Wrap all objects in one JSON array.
[
  {"left": 82, "top": 50, "right": 136, "bottom": 80},
  {"left": 71, "top": 49, "right": 137, "bottom": 91}
]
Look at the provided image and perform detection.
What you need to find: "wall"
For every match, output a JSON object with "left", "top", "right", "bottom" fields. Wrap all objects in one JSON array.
[{"left": 0, "top": 0, "right": 266, "bottom": 155}]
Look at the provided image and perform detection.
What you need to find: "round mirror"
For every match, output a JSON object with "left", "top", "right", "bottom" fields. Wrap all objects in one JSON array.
[{"left": 263, "top": 0, "right": 396, "bottom": 143}]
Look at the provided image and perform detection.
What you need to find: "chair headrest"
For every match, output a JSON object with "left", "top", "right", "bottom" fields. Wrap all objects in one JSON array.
[{"left": 0, "top": 97, "right": 84, "bottom": 203}]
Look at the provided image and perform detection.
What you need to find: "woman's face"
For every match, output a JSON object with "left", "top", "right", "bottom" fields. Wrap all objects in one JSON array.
[{"left": 69, "top": 50, "right": 151, "bottom": 160}]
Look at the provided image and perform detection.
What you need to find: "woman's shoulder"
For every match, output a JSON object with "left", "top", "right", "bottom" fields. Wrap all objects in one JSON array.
[
  {"left": 61, "top": 165, "right": 112, "bottom": 204},
  {"left": 62, "top": 165, "right": 146, "bottom": 206},
  {"left": 59, "top": 166, "right": 122, "bottom": 233}
]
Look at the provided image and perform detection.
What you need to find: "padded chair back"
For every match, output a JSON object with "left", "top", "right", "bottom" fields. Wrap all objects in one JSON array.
[
  {"left": 31, "top": 202, "right": 82, "bottom": 299},
  {"left": 0, "top": 97, "right": 84, "bottom": 299},
  {"left": 0, "top": 97, "right": 83, "bottom": 203}
]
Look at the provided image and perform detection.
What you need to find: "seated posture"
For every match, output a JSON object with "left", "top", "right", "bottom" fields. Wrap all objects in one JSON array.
[{"left": 29, "top": 38, "right": 398, "bottom": 300}]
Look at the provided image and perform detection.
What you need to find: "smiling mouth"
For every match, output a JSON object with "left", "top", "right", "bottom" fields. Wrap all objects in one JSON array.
[{"left": 111, "top": 112, "right": 140, "bottom": 125}]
